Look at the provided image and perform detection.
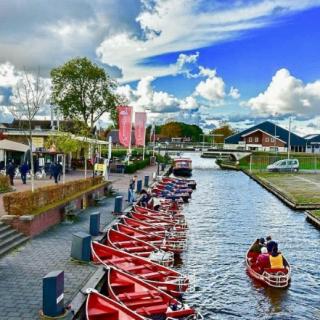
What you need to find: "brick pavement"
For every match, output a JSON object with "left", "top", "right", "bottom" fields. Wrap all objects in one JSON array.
[{"left": 0, "top": 165, "right": 158, "bottom": 319}]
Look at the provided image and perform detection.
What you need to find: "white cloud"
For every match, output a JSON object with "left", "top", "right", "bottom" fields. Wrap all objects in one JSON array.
[
  {"left": 180, "top": 96, "right": 199, "bottom": 110},
  {"left": 97, "top": 0, "right": 320, "bottom": 81},
  {"left": 246, "top": 68, "right": 320, "bottom": 118},
  {"left": 195, "top": 74, "right": 225, "bottom": 101},
  {"left": 176, "top": 52, "right": 199, "bottom": 78},
  {"left": 0, "top": 62, "right": 22, "bottom": 87},
  {"left": 229, "top": 86, "right": 240, "bottom": 99}
]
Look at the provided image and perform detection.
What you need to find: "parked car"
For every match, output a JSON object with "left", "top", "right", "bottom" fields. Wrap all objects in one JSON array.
[{"left": 267, "top": 159, "right": 299, "bottom": 172}]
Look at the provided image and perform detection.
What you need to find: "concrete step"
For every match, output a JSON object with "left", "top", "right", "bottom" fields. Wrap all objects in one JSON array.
[
  {"left": 0, "top": 224, "right": 11, "bottom": 234},
  {"left": 0, "top": 236, "right": 29, "bottom": 257},
  {"left": 0, "top": 228, "right": 16, "bottom": 241}
]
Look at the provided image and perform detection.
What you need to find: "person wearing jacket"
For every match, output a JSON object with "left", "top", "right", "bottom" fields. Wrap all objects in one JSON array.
[
  {"left": 20, "top": 162, "right": 29, "bottom": 184},
  {"left": 6, "top": 161, "right": 16, "bottom": 186},
  {"left": 269, "top": 245, "right": 284, "bottom": 269}
]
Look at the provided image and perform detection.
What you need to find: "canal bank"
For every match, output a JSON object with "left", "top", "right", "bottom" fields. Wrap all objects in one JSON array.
[
  {"left": 176, "top": 154, "right": 320, "bottom": 319},
  {"left": 0, "top": 165, "right": 159, "bottom": 320}
]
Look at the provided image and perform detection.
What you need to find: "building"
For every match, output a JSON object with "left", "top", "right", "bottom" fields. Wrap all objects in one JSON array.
[
  {"left": 304, "top": 134, "right": 320, "bottom": 153},
  {"left": 225, "top": 121, "right": 306, "bottom": 152}
]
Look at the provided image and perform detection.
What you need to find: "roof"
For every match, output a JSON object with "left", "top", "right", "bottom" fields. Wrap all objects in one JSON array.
[
  {"left": 0, "top": 139, "right": 29, "bottom": 152},
  {"left": 225, "top": 121, "right": 306, "bottom": 146},
  {"left": 240, "top": 128, "right": 286, "bottom": 143},
  {"left": 304, "top": 134, "right": 320, "bottom": 142}
]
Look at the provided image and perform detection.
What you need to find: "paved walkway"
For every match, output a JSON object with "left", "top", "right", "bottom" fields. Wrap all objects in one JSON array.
[{"left": 0, "top": 165, "right": 158, "bottom": 319}]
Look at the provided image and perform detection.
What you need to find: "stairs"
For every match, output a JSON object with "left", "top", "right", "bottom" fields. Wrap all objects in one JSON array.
[{"left": 0, "top": 222, "right": 29, "bottom": 257}]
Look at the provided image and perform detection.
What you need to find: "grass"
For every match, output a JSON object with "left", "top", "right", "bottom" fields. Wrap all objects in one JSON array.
[
  {"left": 252, "top": 172, "right": 320, "bottom": 206},
  {"left": 311, "top": 210, "right": 320, "bottom": 218}
]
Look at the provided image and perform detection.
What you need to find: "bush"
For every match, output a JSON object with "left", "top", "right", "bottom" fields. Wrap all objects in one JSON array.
[
  {"left": 0, "top": 176, "right": 11, "bottom": 193},
  {"left": 124, "top": 158, "right": 150, "bottom": 174},
  {"left": 3, "top": 176, "right": 104, "bottom": 216}
]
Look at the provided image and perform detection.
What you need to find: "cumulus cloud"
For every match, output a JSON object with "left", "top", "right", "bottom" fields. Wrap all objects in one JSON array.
[
  {"left": 229, "top": 87, "right": 240, "bottom": 99},
  {"left": 246, "top": 68, "right": 320, "bottom": 119},
  {"left": 195, "top": 72, "right": 225, "bottom": 101},
  {"left": 176, "top": 52, "right": 199, "bottom": 78}
]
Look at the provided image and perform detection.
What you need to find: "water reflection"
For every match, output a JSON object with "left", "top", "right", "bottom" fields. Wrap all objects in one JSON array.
[{"left": 176, "top": 153, "right": 320, "bottom": 320}]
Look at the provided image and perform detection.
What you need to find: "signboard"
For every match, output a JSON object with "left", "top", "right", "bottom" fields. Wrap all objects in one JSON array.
[
  {"left": 94, "top": 163, "right": 106, "bottom": 172},
  {"left": 32, "top": 137, "right": 44, "bottom": 149}
]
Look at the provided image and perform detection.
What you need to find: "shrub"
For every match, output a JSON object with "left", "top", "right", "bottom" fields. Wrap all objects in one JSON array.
[
  {"left": 0, "top": 176, "right": 11, "bottom": 193},
  {"left": 3, "top": 176, "right": 104, "bottom": 216},
  {"left": 124, "top": 158, "right": 150, "bottom": 174}
]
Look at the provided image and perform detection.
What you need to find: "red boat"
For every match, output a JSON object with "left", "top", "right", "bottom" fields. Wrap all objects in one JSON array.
[
  {"left": 122, "top": 216, "right": 187, "bottom": 240},
  {"left": 92, "top": 242, "right": 189, "bottom": 297},
  {"left": 162, "top": 177, "right": 197, "bottom": 189},
  {"left": 105, "top": 228, "right": 174, "bottom": 267},
  {"left": 134, "top": 205, "right": 184, "bottom": 218},
  {"left": 246, "top": 241, "right": 291, "bottom": 288},
  {"left": 172, "top": 158, "right": 192, "bottom": 177},
  {"left": 130, "top": 212, "right": 188, "bottom": 231},
  {"left": 116, "top": 223, "right": 186, "bottom": 255},
  {"left": 86, "top": 290, "right": 144, "bottom": 320},
  {"left": 107, "top": 268, "right": 200, "bottom": 319}
]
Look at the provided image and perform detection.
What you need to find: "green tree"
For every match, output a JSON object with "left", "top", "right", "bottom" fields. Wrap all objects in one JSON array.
[
  {"left": 50, "top": 57, "right": 120, "bottom": 133},
  {"left": 160, "top": 122, "right": 182, "bottom": 138}
]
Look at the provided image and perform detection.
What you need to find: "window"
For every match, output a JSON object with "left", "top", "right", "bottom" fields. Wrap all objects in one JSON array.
[
  {"left": 255, "top": 137, "right": 259, "bottom": 142},
  {"left": 265, "top": 137, "right": 269, "bottom": 142},
  {"left": 271, "top": 137, "right": 275, "bottom": 142},
  {"left": 248, "top": 137, "right": 253, "bottom": 142}
]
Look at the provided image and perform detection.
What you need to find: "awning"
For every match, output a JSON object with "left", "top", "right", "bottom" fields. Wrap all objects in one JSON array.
[{"left": 0, "top": 139, "right": 29, "bottom": 152}]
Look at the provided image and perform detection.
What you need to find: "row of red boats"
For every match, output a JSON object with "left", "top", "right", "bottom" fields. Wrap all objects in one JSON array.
[{"left": 86, "top": 176, "right": 203, "bottom": 320}]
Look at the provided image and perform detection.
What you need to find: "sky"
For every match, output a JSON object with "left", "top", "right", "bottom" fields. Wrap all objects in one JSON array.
[{"left": 1, "top": 0, "right": 320, "bottom": 135}]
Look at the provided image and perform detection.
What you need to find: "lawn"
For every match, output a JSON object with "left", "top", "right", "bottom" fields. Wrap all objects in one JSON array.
[{"left": 253, "top": 172, "right": 320, "bottom": 205}]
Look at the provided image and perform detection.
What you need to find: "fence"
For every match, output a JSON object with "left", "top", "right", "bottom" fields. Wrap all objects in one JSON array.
[{"left": 239, "top": 155, "right": 320, "bottom": 172}]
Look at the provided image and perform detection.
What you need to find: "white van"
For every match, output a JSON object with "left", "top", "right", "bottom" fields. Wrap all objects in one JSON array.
[{"left": 267, "top": 159, "right": 299, "bottom": 172}]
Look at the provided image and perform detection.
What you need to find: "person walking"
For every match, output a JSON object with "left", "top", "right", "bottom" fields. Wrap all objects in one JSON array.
[
  {"left": 6, "top": 161, "right": 16, "bottom": 186},
  {"left": 52, "top": 162, "right": 60, "bottom": 184},
  {"left": 20, "top": 162, "right": 29, "bottom": 184}
]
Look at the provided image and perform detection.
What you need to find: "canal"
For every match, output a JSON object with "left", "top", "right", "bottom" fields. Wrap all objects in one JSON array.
[{"left": 177, "top": 154, "right": 320, "bottom": 320}]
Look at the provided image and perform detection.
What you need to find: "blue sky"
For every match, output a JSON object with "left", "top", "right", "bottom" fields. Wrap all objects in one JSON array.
[{"left": 1, "top": 0, "right": 320, "bottom": 134}]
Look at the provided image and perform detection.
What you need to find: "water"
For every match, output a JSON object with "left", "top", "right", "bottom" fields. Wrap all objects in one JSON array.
[{"left": 176, "top": 153, "right": 320, "bottom": 320}]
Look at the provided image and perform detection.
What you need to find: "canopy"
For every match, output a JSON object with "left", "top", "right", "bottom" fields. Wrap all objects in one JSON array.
[{"left": 0, "top": 139, "right": 29, "bottom": 152}]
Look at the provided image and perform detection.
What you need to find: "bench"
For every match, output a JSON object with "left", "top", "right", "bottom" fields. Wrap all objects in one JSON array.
[{"left": 64, "top": 202, "right": 82, "bottom": 220}]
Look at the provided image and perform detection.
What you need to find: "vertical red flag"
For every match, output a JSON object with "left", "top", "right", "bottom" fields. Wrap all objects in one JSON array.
[
  {"left": 134, "top": 112, "right": 147, "bottom": 146},
  {"left": 117, "top": 106, "right": 132, "bottom": 147}
]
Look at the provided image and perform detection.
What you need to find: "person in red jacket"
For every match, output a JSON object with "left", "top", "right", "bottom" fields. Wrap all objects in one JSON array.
[{"left": 255, "top": 247, "right": 270, "bottom": 273}]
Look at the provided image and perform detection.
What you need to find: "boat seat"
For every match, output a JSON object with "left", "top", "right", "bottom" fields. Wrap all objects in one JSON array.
[
  {"left": 125, "top": 246, "right": 151, "bottom": 253},
  {"left": 89, "top": 308, "right": 119, "bottom": 319},
  {"left": 118, "top": 290, "right": 160, "bottom": 301},
  {"left": 166, "top": 308, "right": 195, "bottom": 318},
  {"left": 141, "top": 272, "right": 163, "bottom": 280},
  {"left": 108, "top": 257, "right": 133, "bottom": 264},
  {"left": 136, "top": 304, "right": 168, "bottom": 316},
  {"left": 126, "top": 297, "right": 164, "bottom": 309},
  {"left": 264, "top": 268, "right": 288, "bottom": 274},
  {"left": 125, "top": 265, "right": 147, "bottom": 272}
]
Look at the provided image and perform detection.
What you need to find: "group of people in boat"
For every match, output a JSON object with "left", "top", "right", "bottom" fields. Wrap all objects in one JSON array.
[{"left": 250, "top": 236, "right": 286, "bottom": 274}]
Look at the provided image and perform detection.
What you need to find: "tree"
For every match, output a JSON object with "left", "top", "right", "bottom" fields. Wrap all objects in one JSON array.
[
  {"left": 160, "top": 122, "right": 182, "bottom": 138},
  {"left": 210, "top": 122, "right": 235, "bottom": 144},
  {"left": 50, "top": 57, "right": 120, "bottom": 133},
  {"left": 10, "top": 69, "right": 49, "bottom": 192}
]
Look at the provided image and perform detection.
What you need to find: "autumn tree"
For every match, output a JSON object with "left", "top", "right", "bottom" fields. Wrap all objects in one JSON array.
[
  {"left": 160, "top": 122, "right": 182, "bottom": 138},
  {"left": 210, "top": 122, "right": 235, "bottom": 144},
  {"left": 50, "top": 57, "right": 120, "bottom": 134}
]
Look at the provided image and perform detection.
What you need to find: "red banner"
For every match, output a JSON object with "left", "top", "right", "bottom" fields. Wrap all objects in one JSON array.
[
  {"left": 134, "top": 112, "right": 147, "bottom": 146},
  {"left": 117, "top": 106, "right": 132, "bottom": 147}
]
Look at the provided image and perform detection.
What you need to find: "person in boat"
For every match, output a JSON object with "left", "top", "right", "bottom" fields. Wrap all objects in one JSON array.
[
  {"left": 254, "top": 247, "right": 270, "bottom": 273},
  {"left": 266, "top": 236, "right": 278, "bottom": 254},
  {"left": 251, "top": 238, "right": 265, "bottom": 253},
  {"left": 269, "top": 245, "right": 284, "bottom": 269}
]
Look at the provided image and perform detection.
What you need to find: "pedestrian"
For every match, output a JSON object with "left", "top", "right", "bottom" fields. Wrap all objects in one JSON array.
[
  {"left": 19, "top": 162, "right": 29, "bottom": 184},
  {"left": 6, "top": 160, "right": 16, "bottom": 186},
  {"left": 52, "top": 162, "right": 60, "bottom": 184},
  {"left": 49, "top": 162, "right": 55, "bottom": 179}
]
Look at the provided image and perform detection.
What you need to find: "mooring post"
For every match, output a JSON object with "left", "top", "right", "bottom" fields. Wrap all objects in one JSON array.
[
  {"left": 71, "top": 232, "right": 91, "bottom": 262},
  {"left": 114, "top": 196, "right": 123, "bottom": 214},
  {"left": 136, "top": 179, "right": 142, "bottom": 193},
  {"left": 144, "top": 175, "right": 149, "bottom": 187},
  {"left": 42, "top": 270, "right": 65, "bottom": 317},
  {"left": 89, "top": 211, "right": 100, "bottom": 236}
]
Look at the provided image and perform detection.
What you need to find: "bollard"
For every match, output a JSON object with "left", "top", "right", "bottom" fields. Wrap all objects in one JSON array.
[
  {"left": 114, "top": 196, "right": 123, "bottom": 214},
  {"left": 71, "top": 232, "right": 91, "bottom": 262},
  {"left": 144, "top": 175, "right": 149, "bottom": 187},
  {"left": 89, "top": 211, "right": 100, "bottom": 236},
  {"left": 42, "top": 270, "right": 64, "bottom": 317},
  {"left": 137, "top": 179, "right": 143, "bottom": 193}
]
